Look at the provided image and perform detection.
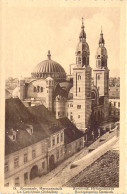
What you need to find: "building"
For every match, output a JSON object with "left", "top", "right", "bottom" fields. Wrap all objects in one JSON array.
[
  {"left": 109, "top": 86, "right": 120, "bottom": 99},
  {"left": 12, "top": 19, "right": 110, "bottom": 132},
  {"left": 109, "top": 77, "right": 120, "bottom": 87},
  {"left": 5, "top": 98, "right": 84, "bottom": 186},
  {"left": 6, "top": 18, "right": 121, "bottom": 187},
  {"left": 108, "top": 77, "right": 120, "bottom": 120}
]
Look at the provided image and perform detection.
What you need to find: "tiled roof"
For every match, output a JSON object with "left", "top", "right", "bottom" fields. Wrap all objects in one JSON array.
[
  {"left": 5, "top": 98, "right": 64, "bottom": 155},
  {"left": 59, "top": 118, "right": 84, "bottom": 144}
]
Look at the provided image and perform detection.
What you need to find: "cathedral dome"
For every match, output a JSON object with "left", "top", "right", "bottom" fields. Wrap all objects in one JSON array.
[{"left": 31, "top": 51, "right": 66, "bottom": 79}]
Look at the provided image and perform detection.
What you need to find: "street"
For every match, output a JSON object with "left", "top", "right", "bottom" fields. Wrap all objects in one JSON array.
[{"left": 28, "top": 127, "right": 118, "bottom": 187}]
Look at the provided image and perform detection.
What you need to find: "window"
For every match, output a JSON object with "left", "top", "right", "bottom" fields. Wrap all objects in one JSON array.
[
  {"left": 14, "top": 157, "right": 19, "bottom": 168},
  {"left": 118, "top": 102, "right": 120, "bottom": 107},
  {"left": 58, "top": 112, "right": 60, "bottom": 117},
  {"left": 37, "top": 86, "right": 40, "bottom": 93},
  {"left": 80, "top": 140, "right": 82, "bottom": 147},
  {"left": 78, "top": 75, "right": 81, "bottom": 80},
  {"left": 70, "top": 103, "right": 73, "bottom": 107},
  {"left": 13, "top": 134, "right": 16, "bottom": 141},
  {"left": 5, "top": 161, "right": 9, "bottom": 173},
  {"left": 41, "top": 87, "right": 43, "bottom": 92},
  {"left": 98, "top": 60, "right": 100, "bottom": 67},
  {"left": 34, "top": 87, "right": 36, "bottom": 92},
  {"left": 56, "top": 150, "right": 59, "bottom": 159},
  {"left": 42, "top": 161, "right": 45, "bottom": 169},
  {"left": 78, "top": 115, "right": 80, "bottom": 119},
  {"left": 15, "top": 177, "right": 20, "bottom": 187},
  {"left": 98, "top": 75, "right": 100, "bottom": 80},
  {"left": 60, "top": 148, "right": 63, "bottom": 157},
  {"left": 79, "top": 87, "right": 80, "bottom": 92},
  {"left": 24, "top": 172, "right": 28, "bottom": 185},
  {"left": 77, "top": 105, "right": 81, "bottom": 109},
  {"left": 52, "top": 137, "right": 55, "bottom": 146},
  {"left": 24, "top": 153, "right": 28, "bottom": 164},
  {"left": 48, "top": 140, "right": 51, "bottom": 148},
  {"left": 57, "top": 134, "right": 59, "bottom": 144},
  {"left": 42, "top": 143, "right": 45, "bottom": 153},
  {"left": 114, "top": 102, "right": 116, "bottom": 107},
  {"left": 78, "top": 57, "right": 81, "bottom": 64},
  {"left": 32, "top": 150, "right": 36, "bottom": 159},
  {"left": 60, "top": 133, "right": 63, "bottom": 142},
  {"left": 4, "top": 183, "right": 9, "bottom": 187}
]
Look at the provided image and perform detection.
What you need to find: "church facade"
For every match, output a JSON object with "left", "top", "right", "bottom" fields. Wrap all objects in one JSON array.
[{"left": 13, "top": 19, "right": 109, "bottom": 132}]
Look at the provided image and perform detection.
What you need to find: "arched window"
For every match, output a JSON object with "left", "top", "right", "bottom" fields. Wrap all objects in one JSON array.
[
  {"left": 98, "top": 75, "right": 100, "bottom": 80},
  {"left": 78, "top": 75, "right": 81, "bottom": 80},
  {"left": 70, "top": 103, "right": 73, "bottom": 107},
  {"left": 79, "top": 88, "right": 80, "bottom": 92}
]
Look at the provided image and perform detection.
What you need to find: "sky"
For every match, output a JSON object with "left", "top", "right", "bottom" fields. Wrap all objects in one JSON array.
[{"left": 1, "top": 3, "right": 120, "bottom": 79}]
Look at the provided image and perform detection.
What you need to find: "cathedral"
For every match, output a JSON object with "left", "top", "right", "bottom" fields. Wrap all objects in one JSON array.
[{"left": 13, "top": 19, "right": 109, "bottom": 132}]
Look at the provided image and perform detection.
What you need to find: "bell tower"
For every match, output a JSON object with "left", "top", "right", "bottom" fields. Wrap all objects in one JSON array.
[
  {"left": 93, "top": 29, "right": 109, "bottom": 119},
  {"left": 73, "top": 18, "right": 92, "bottom": 132},
  {"left": 75, "top": 17, "right": 90, "bottom": 68}
]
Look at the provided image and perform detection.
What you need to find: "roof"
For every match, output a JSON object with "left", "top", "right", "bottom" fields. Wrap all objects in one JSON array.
[
  {"left": 54, "top": 81, "right": 73, "bottom": 98},
  {"left": 99, "top": 32, "right": 105, "bottom": 45},
  {"left": 96, "top": 46, "right": 107, "bottom": 56},
  {"left": 5, "top": 98, "right": 64, "bottom": 155},
  {"left": 28, "top": 105, "right": 64, "bottom": 134},
  {"left": 59, "top": 118, "right": 84, "bottom": 144},
  {"left": 31, "top": 51, "right": 66, "bottom": 79}
]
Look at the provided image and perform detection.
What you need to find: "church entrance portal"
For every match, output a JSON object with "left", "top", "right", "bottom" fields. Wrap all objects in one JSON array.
[
  {"left": 30, "top": 165, "right": 38, "bottom": 180},
  {"left": 49, "top": 155, "right": 55, "bottom": 171}
]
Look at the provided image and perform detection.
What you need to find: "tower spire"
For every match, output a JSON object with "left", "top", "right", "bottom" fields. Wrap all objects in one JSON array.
[
  {"left": 99, "top": 27, "right": 105, "bottom": 46},
  {"left": 82, "top": 17, "right": 84, "bottom": 26},
  {"left": 79, "top": 17, "right": 86, "bottom": 41},
  {"left": 101, "top": 26, "right": 102, "bottom": 33}
]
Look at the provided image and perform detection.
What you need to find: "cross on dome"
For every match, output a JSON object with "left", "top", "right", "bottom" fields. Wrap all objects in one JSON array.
[{"left": 47, "top": 50, "right": 51, "bottom": 60}]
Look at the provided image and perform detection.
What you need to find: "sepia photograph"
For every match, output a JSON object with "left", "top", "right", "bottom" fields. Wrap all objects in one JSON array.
[{"left": 1, "top": 1, "right": 126, "bottom": 192}]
